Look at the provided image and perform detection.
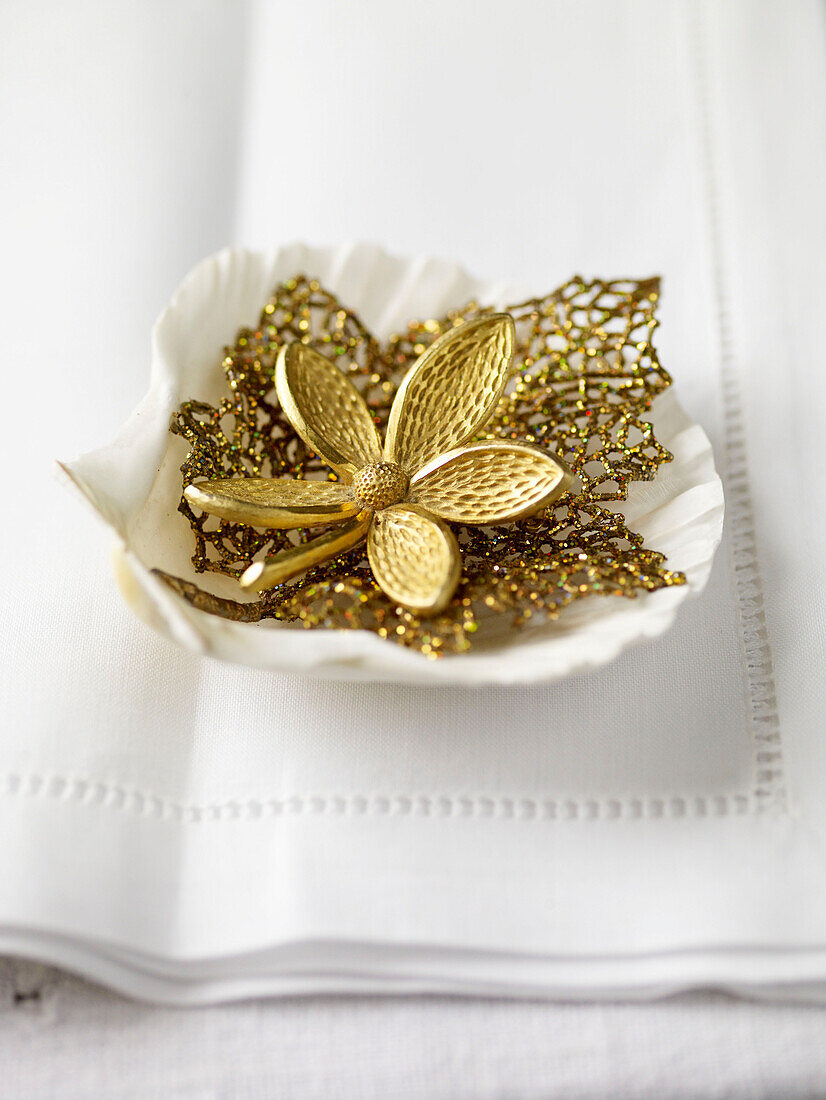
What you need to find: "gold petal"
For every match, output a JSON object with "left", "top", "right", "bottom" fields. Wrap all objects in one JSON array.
[
  {"left": 383, "top": 315, "right": 514, "bottom": 474},
  {"left": 367, "top": 504, "right": 461, "bottom": 615},
  {"left": 184, "top": 478, "right": 359, "bottom": 528},
  {"left": 276, "top": 343, "right": 382, "bottom": 480},
  {"left": 409, "top": 441, "right": 575, "bottom": 524},
  {"left": 241, "top": 512, "right": 371, "bottom": 591}
]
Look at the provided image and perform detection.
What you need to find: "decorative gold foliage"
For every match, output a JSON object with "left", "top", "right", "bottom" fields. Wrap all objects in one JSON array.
[
  {"left": 276, "top": 342, "right": 382, "bottom": 478},
  {"left": 409, "top": 441, "right": 569, "bottom": 524},
  {"left": 367, "top": 505, "right": 461, "bottom": 615},
  {"left": 384, "top": 314, "right": 514, "bottom": 473},
  {"left": 165, "top": 274, "right": 684, "bottom": 657}
]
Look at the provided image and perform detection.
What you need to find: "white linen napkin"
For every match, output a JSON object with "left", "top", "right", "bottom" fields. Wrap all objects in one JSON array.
[{"left": 1, "top": 0, "right": 825, "bottom": 1003}]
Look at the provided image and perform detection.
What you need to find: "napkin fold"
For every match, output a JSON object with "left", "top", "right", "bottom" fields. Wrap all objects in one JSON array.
[{"left": 2, "top": 0, "right": 825, "bottom": 1003}]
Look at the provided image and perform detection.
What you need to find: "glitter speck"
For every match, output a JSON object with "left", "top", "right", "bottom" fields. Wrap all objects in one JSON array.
[{"left": 168, "top": 274, "right": 683, "bottom": 657}]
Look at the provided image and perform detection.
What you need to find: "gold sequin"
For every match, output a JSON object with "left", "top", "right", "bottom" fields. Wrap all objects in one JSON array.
[{"left": 164, "top": 275, "right": 684, "bottom": 657}]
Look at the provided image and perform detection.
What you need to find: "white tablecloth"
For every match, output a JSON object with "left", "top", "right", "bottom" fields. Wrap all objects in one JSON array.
[{"left": 3, "top": 960, "right": 826, "bottom": 1099}]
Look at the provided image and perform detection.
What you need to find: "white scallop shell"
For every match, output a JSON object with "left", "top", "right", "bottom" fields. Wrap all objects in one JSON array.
[{"left": 60, "top": 243, "right": 724, "bottom": 684}]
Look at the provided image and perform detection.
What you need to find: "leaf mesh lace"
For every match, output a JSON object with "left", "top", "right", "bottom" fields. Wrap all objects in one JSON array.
[{"left": 164, "top": 275, "right": 684, "bottom": 656}]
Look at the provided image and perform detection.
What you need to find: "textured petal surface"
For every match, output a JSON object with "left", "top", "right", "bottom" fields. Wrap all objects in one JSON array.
[
  {"left": 367, "top": 505, "right": 461, "bottom": 615},
  {"left": 241, "top": 513, "right": 371, "bottom": 591},
  {"left": 409, "top": 441, "right": 574, "bottom": 524},
  {"left": 383, "top": 315, "right": 514, "bottom": 474},
  {"left": 276, "top": 343, "right": 382, "bottom": 480},
  {"left": 184, "top": 478, "right": 359, "bottom": 528}
]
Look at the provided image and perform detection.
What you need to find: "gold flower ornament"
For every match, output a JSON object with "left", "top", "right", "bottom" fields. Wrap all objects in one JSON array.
[{"left": 184, "top": 316, "right": 575, "bottom": 614}]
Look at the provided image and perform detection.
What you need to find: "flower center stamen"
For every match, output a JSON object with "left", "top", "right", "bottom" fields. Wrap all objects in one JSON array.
[{"left": 352, "top": 462, "right": 410, "bottom": 510}]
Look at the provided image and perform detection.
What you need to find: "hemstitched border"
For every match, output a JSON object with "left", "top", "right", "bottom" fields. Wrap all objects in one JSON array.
[
  {"left": 691, "top": 0, "right": 786, "bottom": 813},
  {"left": 0, "top": 773, "right": 757, "bottom": 823}
]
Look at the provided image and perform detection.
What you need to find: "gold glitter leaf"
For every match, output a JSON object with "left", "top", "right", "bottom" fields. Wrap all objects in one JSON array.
[{"left": 166, "top": 273, "right": 685, "bottom": 657}]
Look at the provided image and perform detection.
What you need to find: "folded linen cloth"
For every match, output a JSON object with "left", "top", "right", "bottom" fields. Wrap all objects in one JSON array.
[{"left": 1, "top": 0, "right": 824, "bottom": 1003}]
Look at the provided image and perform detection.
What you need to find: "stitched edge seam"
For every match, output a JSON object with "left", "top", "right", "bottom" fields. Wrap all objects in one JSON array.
[
  {"left": 691, "top": 0, "right": 786, "bottom": 813},
  {"left": 0, "top": 774, "right": 756, "bottom": 822}
]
